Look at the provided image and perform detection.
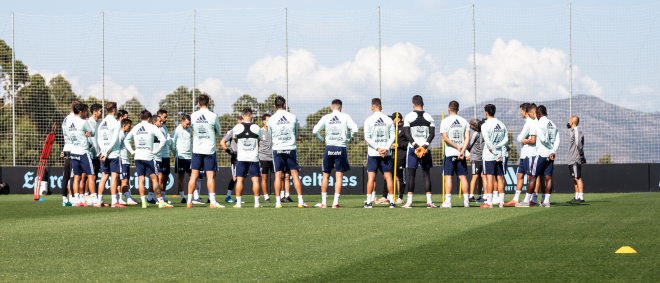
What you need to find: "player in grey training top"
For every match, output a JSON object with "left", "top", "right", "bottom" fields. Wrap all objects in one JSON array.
[
  {"left": 259, "top": 113, "right": 273, "bottom": 203},
  {"left": 439, "top": 100, "right": 470, "bottom": 208},
  {"left": 566, "top": 115, "right": 586, "bottom": 204},
  {"left": 221, "top": 116, "right": 243, "bottom": 204},
  {"left": 466, "top": 118, "right": 485, "bottom": 203}
]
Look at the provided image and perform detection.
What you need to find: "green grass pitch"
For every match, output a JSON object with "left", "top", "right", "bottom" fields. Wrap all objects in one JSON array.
[{"left": 0, "top": 193, "right": 658, "bottom": 282}]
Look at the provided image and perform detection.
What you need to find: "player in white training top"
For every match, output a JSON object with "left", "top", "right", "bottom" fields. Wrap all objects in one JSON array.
[
  {"left": 97, "top": 102, "right": 125, "bottom": 207},
  {"left": 479, "top": 104, "right": 508, "bottom": 208},
  {"left": 363, "top": 98, "right": 396, "bottom": 208},
  {"left": 231, "top": 107, "right": 262, "bottom": 208},
  {"left": 67, "top": 103, "right": 96, "bottom": 207},
  {"left": 312, "top": 99, "right": 358, "bottom": 208},
  {"left": 439, "top": 101, "right": 470, "bottom": 208}
]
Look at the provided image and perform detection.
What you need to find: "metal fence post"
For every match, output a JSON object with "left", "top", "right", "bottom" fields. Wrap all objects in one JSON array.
[{"left": 12, "top": 12, "right": 16, "bottom": 166}]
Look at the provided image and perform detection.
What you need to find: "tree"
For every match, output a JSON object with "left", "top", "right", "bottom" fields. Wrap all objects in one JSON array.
[
  {"left": 597, "top": 153, "right": 613, "bottom": 164},
  {"left": 15, "top": 74, "right": 57, "bottom": 136},
  {"left": 48, "top": 74, "right": 80, "bottom": 116},
  {"left": 0, "top": 39, "right": 30, "bottom": 95},
  {"left": 159, "top": 86, "right": 214, "bottom": 130},
  {"left": 507, "top": 129, "right": 519, "bottom": 161},
  {"left": 120, "top": 97, "right": 146, "bottom": 123}
]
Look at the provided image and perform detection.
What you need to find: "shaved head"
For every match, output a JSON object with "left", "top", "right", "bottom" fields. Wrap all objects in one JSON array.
[{"left": 570, "top": 116, "right": 579, "bottom": 126}]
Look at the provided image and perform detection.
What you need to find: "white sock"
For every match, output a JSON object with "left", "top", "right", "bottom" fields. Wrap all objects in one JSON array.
[
  {"left": 492, "top": 191, "right": 499, "bottom": 201},
  {"left": 280, "top": 191, "right": 285, "bottom": 198},
  {"left": 523, "top": 193, "right": 531, "bottom": 202},
  {"left": 140, "top": 195, "right": 146, "bottom": 203},
  {"left": 209, "top": 193, "right": 217, "bottom": 204},
  {"left": 469, "top": 194, "right": 474, "bottom": 198},
  {"left": 111, "top": 194, "right": 117, "bottom": 204},
  {"left": 158, "top": 197, "right": 164, "bottom": 203},
  {"left": 579, "top": 193, "right": 584, "bottom": 200},
  {"left": 544, "top": 194, "right": 551, "bottom": 203},
  {"left": 499, "top": 193, "right": 505, "bottom": 204},
  {"left": 298, "top": 195, "right": 304, "bottom": 205},
  {"left": 254, "top": 196, "right": 260, "bottom": 206},
  {"left": 426, "top": 193, "right": 432, "bottom": 204},
  {"left": 531, "top": 193, "right": 538, "bottom": 203},
  {"left": 575, "top": 192, "right": 579, "bottom": 199},
  {"left": 285, "top": 192, "right": 290, "bottom": 198},
  {"left": 541, "top": 194, "right": 546, "bottom": 203},
  {"left": 406, "top": 194, "right": 413, "bottom": 204},
  {"left": 333, "top": 193, "right": 340, "bottom": 206},
  {"left": 371, "top": 191, "right": 376, "bottom": 200},
  {"left": 187, "top": 194, "right": 193, "bottom": 204},
  {"left": 179, "top": 191, "right": 185, "bottom": 199},
  {"left": 236, "top": 196, "right": 242, "bottom": 204},
  {"left": 84, "top": 192, "right": 89, "bottom": 198},
  {"left": 264, "top": 194, "right": 269, "bottom": 200},
  {"left": 74, "top": 193, "right": 80, "bottom": 203},
  {"left": 276, "top": 195, "right": 281, "bottom": 206},
  {"left": 93, "top": 193, "right": 99, "bottom": 203},
  {"left": 63, "top": 196, "right": 68, "bottom": 203},
  {"left": 366, "top": 193, "right": 372, "bottom": 204},
  {"left": 444, "top": 194, "right": 451, "bottom": 203},
  {"left": 514, "top": 190, "right": 522, "bottom": 201},
  {"left": 387, "top": 194, "right": 393, "bottom": 204},
  {"left": 193, "top": 188, "right": 200, "bottom": 199},
  {"left": 322, "top": 193, "right": 328, "bottom": 205}
]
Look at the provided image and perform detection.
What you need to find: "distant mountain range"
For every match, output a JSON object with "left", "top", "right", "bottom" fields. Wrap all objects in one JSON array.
[{"left": 432, "top": 94, "right": 660, "bottom": 164}]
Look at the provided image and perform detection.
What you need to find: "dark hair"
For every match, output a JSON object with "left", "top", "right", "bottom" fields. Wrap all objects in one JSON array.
[
  {"left": 151, "top": 116, "right": 160, "bottom": 124},
  {"left": 412, "top": 95, "right": 424, "bottom": 107},
  {"left": 182, "top": 114, "right": 191, "bottom": 122},
  {"left": 448, "top": 100, "right": 459, "bottom": 113},
  {"left": 261, "top": 113, "right": 271, "bottom": 121},
  {"left": 537, "top": 105, "right": 548, "bottom": 116},
  {"left": 197, "top": 94, "right": 210, "bottom": 107},
  {"left": 275, "top": 95, "right": 286, "bottom": 109},
  {"left": 389, "top": 112, "right": 403, "bottom": 121},
  {"left": 140, "top": 109, "right": 152, "bottom": 121},
  {"left": 242, "top": 107, "right": 253, "bottom": 117},
  {"left": 520, "top": 102, "right": 530, "bottom": 111},
  {"left": 237, "top": 116, "right": 244, "bottom": 122},
  {"left": 332, "top": 99, "right": 343, "bottom": 108},
  {"left": 105, "top": 102, "right": 117, "bottom": 114},
  {"left": 121, "top": 118, "right": 132, "bottom": 128},
  {"left": 70, "top": 101, "right": 81, "bottom": 112},
  {"left": 157, "top": 109, "right": 168, "bottom": 116},
  {"left": 81, "top": 104, "right": 89, "bottom": 118},
  {"left": 484, "top": 104, "right": 496, "bottom": 117},
  {"left": 526, "top": 103, "right": 537, "bottom": 113},
  {"left": 90, "top": 103, "right": 103, "bottom": 115},
  {"left": 117, "top": 109, "right": 128, "bottom": 119},
  {"left": 371, "top": 98, "right": 381, "bottom": 108},
  {"left": 73, "top": 103, "right": 85, "bottom": 114}
]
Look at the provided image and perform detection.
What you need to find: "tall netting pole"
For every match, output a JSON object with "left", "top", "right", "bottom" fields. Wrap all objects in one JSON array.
[
  {"left": 285, "top": 7, "right": 288, "bottom": 111},
  {"left": 569, "top": 2, "right": 572, "bottom": 117},
  {"left": 193, "top": 9, "right": 196, "bottom": 112},
  {"left": 378, "top": 6, "right": 381, "bottom": 100},
  {"left": 102, "top": 11, "right": 105, "bottom": 115},
  {"left": 472, "top": 5, "right": 476, "bottom": 119},
  {"left": 11, "top": 12, "right": 15, "bottom": 166}
]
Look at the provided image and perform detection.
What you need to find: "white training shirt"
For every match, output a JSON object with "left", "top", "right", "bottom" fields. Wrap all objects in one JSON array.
[
  {"left": 267, "top": 109, "right": 299, "bottom": 151},
  {"left": 480, "top": 117, "right": 508, "bottom": 162},
  {"left": 87, "top": 117, "right": 101, "bottom": 157},
  {"left": 124, "top": 121, "right": 166, "bottom": 161},
  {"left": 119, "top": 130, "right": 130, "bottom": 164},
  {"left": 190, "top": 108, "right": 222, "bottom": 155},
  {"left": 232, "top": 122, "right": 262, "bottom": 162},
  {"left": 170, "top": 125, "right": 192, "bottom": 160},
  {"left": 535, "top": 116, "right": 560, "bottom": 158},
  {"left": 403, "top": 110, "right": 435, "bottom": 148},
  {"left": 62, "top": 113, "right": 75, "bottom": 152},
  {"left": 439, "top": 114, "right": 469, "bottom": 157},
  {"left": 517, "top": 117, "right": 537, "bottom": 159},
  {"left": 98, "top": 115, "right": 122, "bottom": 159},
  {"left": 363, "top": 111, "right": 395, "bottom": 157},
  {"left": 67, "top": 116, "right": 96, "bottom": 156},
  {"left": 312, "top": 110, "right": 358, "bottom": 147}
]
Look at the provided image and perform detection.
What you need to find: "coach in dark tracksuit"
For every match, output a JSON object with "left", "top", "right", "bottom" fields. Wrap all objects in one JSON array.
[{"left": 388, "top": 112, "right": 409, "bottom": 201}]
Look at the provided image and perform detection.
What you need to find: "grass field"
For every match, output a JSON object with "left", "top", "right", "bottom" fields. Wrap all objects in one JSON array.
[{"left": 0, "top": 193, "right": 658, "bottom": 282}]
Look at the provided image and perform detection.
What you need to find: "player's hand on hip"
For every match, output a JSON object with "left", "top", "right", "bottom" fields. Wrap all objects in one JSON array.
[{"left": 549, "top": 153, "right": 555, "bottom": 160}]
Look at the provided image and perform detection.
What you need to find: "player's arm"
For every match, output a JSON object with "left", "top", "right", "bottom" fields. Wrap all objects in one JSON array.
[
  {"left": 441, "top": 133, "right": 461, "bottom": 151},
  {"left": 517, "top": 122, "right": 529, "bottom": 143},
  {"left": 152, "top": 127, "right": 167, "bottom": 154},
  {"left": 124, "top": 130, "right": 136, "bottom": 155},
  {"left": 423, "top": 115, "right": 435, "bottom": 147},
  {"left": 103, "top": 124, "right": 121, "bottom": 157},
  {"left": 494, "top": 128, "right": 509, "bottom": 149},
  {"left": 347, "top": 116, "right": 358, "bottom": 139},
  {"left": 294, "top": 118, "right": 299, "bottom": 138},
  {"left": 83, "top": 120, "right": 95, "bottom": 137},
  {"left": 551, "top": 130, "right": 560, "bottom": 154},
  {"left": 363, "top": 122, "right": 377, "bottom": 151},
  {"left": 385, "top": 122, "right": 395, "bottom": 150},
  {"left": 214, "top": 116, "right": 222, "bottom": 137},
  {"left": 312, "top": 117, "right": 326, "bottom": 142},
  {"left": 482, "top": 125, "right": 495, "bottom": 151},
  {"left": 170, "top": 128, "right": 179, "bottom": 156},
  {"left": 459, "top": 129, "right": 470, "bottom": 158}
]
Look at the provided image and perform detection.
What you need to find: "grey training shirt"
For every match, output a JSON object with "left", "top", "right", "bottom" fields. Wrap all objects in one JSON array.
[{"left": 259, "top": 127, "right": 273, "bottom": 161}]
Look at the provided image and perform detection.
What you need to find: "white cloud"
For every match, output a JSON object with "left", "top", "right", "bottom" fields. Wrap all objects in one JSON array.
[
  {"left": 85, "top": 76, "right": 139, "bottom": 107},
  {"left": 197, "top": 77, "right": 244, "bottom": 113}
]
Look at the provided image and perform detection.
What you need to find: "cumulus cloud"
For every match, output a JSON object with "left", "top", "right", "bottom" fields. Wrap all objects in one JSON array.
[
  {"left": 197, "top": 77, "right": 245, "bottom": 113},
  {"left": 84, "top": 76, "right": 139, "bottom": 106}
]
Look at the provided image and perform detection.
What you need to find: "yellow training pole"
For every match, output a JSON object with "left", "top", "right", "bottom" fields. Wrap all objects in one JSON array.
[
  {"left": 441, "top": 111, "right": 445, "bottom": 203},
  {"left": 393, "top": 112, "right": 399, "bottom": 199}
]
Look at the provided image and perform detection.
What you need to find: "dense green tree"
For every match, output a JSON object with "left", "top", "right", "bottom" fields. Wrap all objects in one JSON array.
[
  {"left": 120, "top": 97, "right": 146, "bottom": 124},
  {"left": 48, "top": 74, "right": 80, "bottom": 116}
]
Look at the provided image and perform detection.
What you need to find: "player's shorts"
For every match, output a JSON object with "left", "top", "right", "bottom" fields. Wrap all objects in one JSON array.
[
  {"left": 71, "top": 153, "right": 94, "bottom": 176},
  {"left": 175, "top": 158, "right": 191, "bottom": 174},
  {"left": 236, "top": 161, "right": 261, "bottom": 178},
  {"left": 367, "top": 155, "right": 393, "bottom": 173},
  {"left": 135, "top": 159, "right": 159, "bottom": 177},
  {"left": 92, "top": 157, "right": 101, "bottom": 176},
  {"left": 406, "top": 147, "right": 433, "bottom": 170},
  {"left": 101, "top": 157, "right": 121, "bottom": 174},
  {"left": 483, "top": 159, "right": 506, "bottom": 176},
  {"left": 260, "top": 160, "right": 274, "bottom": 175},
  {"left": 443, "top": 156, "right": 468, "bottom": 176},
  {"left": 191, "top": 153, "right": 218, "bottom": 172},
  {"left": 273, "top": 149, "right": 301, "bottom": 172},
  {"left": 517, "top": 158, "right": 529, "bottom": 175},
  {"left": 471, "top": 161, "right": 482, "bottom": 176},
  {"left": 160, "top": 157, "right": 171, "bottom": 175},
  {"left": 322, "top": 145, "right": 350, "bottom": 173},
  {"left": 569, "top": 163, "right": 581, "bottom": 179},
  {"left": 529, "top": 156, "right": 553, "bottom": 176},
  {"left": 119, "top": 160, "right": 130, "bottom": 180}
]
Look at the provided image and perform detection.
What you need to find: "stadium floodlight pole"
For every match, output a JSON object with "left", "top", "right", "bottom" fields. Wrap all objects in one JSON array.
[
  {"left": 102, "top": 11, "right": 105, "bottom": 116},
  {"left": 472, "top": 5, "right": 477, "bottom": 119},
  {"left": 12, "top": 12, "right": 15, "bottom": 166},
  {"left": 285, "top": 7, "right": 289, "bottom": 111},
  {"left": 378, "top": 6, "right": 381, "bottom": 100},
  {"left": 569, "top": 2, "right": 573, "bottom": 117},
  {"left": 193, "top": 9, "right": 196, "bottom": 113}
]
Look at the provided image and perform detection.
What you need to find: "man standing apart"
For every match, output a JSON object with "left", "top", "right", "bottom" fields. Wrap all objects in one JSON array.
[
  {"left": 313, "top": 99, "right": 358, "bottom": 208},
  {"left": 480, "top": 104, "right": 508, "bottom": 208},
  {"left": 363, "top": 98, "right": 396, "bottom": 208},
  {"left": 402, "top": 95, "right": 435, "bottom": 208},
  {"left": 566, "top": 116, "right": 585, "bottom": 203},
  {"left": 268, "top": 96, "right": 309, "bottom": 208},
  {"left": 439, "top": 101, "right": 470, "bottom": 208},
  {"left": 187, "top": 95, "right": 224, "bottom": 208}
]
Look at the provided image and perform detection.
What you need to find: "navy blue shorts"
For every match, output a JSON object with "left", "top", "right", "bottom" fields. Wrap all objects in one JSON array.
[
  {"left": 175, "top": 158, "right": 191, "bottom": 174},
  {"left": 101, "top": 158, "right": 121, "bottom": 174},
  {"left": 322, "top": 146, "right": 350, "bottom": 173},
  {"left": 367, "top": 156, "right": 393, "bottom": 173},
  {"left": 160, "top": 157, "right": 171, "bottom": 175},
  {"left": 92, "top": 158, "right": 101, "bottom": 176},
  {"left": 120, "top": 160, "right": 130, "bottom": 180},
  {"left": 483, "top": 159, "right": 506, "bottom": 176},
  {"left": 529, "top": 156, "right": 553, "bottom": 176},
  {"left": 272, "top": 149, "right": 301, "bottom": 172},
  {"left": 406, "top": 147, "right": 432, "bottom": 170},
  {"left": 135, "top": 159, "right": 159, "bottom": 177},
  {"left": 191, "top": 153, "right": 218, "bottom": 172},
  {"left": 71, "top": 153, "right": 94, "bottom": 176},
  {"left": 517, "top": 158, "right": 529, "bottom": 175},
  {"left": 236, "top": 161, "right": 261, "bottom": 178},
  {"left": 443, "top": 156, "right": 467, "bottom": 176}
]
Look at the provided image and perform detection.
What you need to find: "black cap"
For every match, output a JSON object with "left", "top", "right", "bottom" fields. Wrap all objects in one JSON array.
[{"left": 390, "top": 112, "right": 403, "bottom": 121}]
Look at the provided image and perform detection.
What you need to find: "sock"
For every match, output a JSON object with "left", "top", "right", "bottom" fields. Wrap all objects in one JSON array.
[
  {"left": 280, "top": 191, "right": 285, "bottom": 198},
  {"left": 111, "top": 194, "right": 117, "bottom": 204},
  {"left": 322, "top": 193, "right": 328, "bottom": 205},
  {"left": 84, "top": 192, "right": 89, "bottom": 198},
  {"left": 514, "top": 190, "right": 522, "bottom": 201},
  {"left": 179, "top": 191, "right": 185, "bottom": 199},
  {"left": 97, "top": 193, "right": 102, "bottom": 203},
  {"left": 575, "top": 192, "right": 579, "bottom": 199},
  {"left": 298, "top": 195, "right": 304, "bottom": 205},
  {"left": 226, "top": 189, "right": 232, "bottom": 198},
  {"left": 92, "top": 193, "right": 99, "bottom": 203},
  {"left": 492, "top": 191, "right": 499, "bottom": 202},
  {"left": 276, "top": 195, "right": 282, "bottom": 206},
  {"left": 158, "top": 197, "right": 163, "bottom": 203},
  {"left": 333, "top": 193, "right": 340, "bottom": 206},
  {"left": 209, "top": 193, "right": 217, "bottom": 204},
  {"left": 531, "top": 193, "right": 538, "bottom": 203},
  {"left": 193, "top": 189, "right": 200, "bottom": 199},
  {"left": 371, "top": 191, "right": 376, "bottom": 200},
  {"left": 426, "top": 193, "right": 432, "bottom": 204},
  {"left": 366, "top": 193, "right": 372, "bottom": 204},
  {"left": 124, "top": 192, "right": 131, "bottom": 199},
  {"left": 524, "top": 193, "right": 531, "bottom": 202},
  {"left": 499, "top": 193, "right": 505, "bottom": 204},
  {"left": 544, "top": 194, "right": 551, "bottom": 203},
  {"left": 485, "top": 194, "right": 493, "bottom": 205},
  {"left": 578, "top": 193, "right": 584, "bottom": 200},
  {"left": 141, "top": 195, "right": 146, "bottom": 203},
  {"left": 116, "top": 194, "right": 122, "bottom": 202},
  {"left": 444, "top": 194, "right": 451, "bottom": 203},
  {"left": 264, "top": 194, "right": 269, "bottom": 200},
  {"left": 406, "top": 194, "right": 413, "bottom": 204},
  {"left": 254, "top": 196, "right": 260, "bottom": 206},
  {"left": 74, "top": 193, "right": 80, "bottom": 203},
  {"left": 148, "top": 192, "right": 154, "bottom": 200},
  {"left": 387, "top": 194, "right": 393, "bottom": 204},
  {"left": 187, "top": 194, "right": 193, "bottom": 204},
  {"left": 236, "top": 196, "right": 242, "bottom": 204},
  {"left": 469, "top": 194, "right": 474, "bottom": 198},
  {"left": 63, "top": 196, "right": 68, "bottom": 203},
  {"left": 285, "top": 192, "right": 290, "bottom": 198},
  {"left": 541, "top": 194, "right": 546, "bottom": 203}
]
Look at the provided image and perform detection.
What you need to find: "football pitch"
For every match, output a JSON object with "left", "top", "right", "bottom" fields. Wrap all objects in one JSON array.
[{"left": 0, "top": 193, "right": 658, "bottom": 282}]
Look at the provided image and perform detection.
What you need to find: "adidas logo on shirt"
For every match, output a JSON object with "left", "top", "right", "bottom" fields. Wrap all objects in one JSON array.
[
  {"left": 374, "top": 117, "right": 386, "bottom": 126},
  {"left": 329, "top": 116, "right": 341, "bottom": 124},
  {"left": 276, "top": 116, "right": 290, "bottom": 125},
  {"left": 450, "top": 119, "right": 462, "bottom": 128},
  {"left": 137, "top": 126, "right": 147, "bottom": 134},
  {"left": 69, "top": 123, "right": 76, "bottom": 130},
  {"left": 196, "top": 115, "right": 208, "bottom": 123}
]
